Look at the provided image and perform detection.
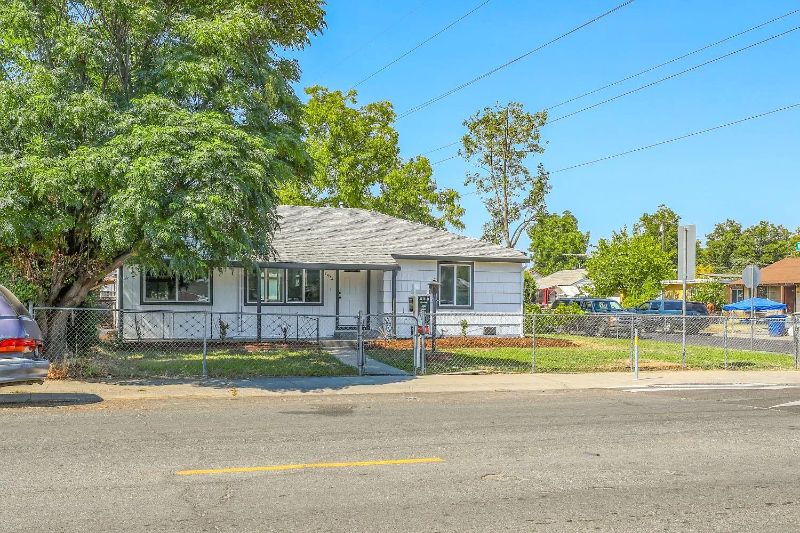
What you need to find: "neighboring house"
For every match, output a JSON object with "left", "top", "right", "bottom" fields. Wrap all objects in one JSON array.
[
  {"left": 117, "top": 206, "right": 529, "bottom": 338},
  {"left": 728, "top": 257, "right": 800, "bottom": 314},
  {"left": 534, "top": 269, "right": 590, "bottom": 306}
]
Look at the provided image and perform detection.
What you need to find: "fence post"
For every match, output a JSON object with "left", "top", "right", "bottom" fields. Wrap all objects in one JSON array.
[
  {"left": 296, "top": 312, "right": 299, "bottom": 341},
  {"left": 793, "top": 314, "right": 799, "bottom": 370},
  {"left": 531, "top": 314, "right": 536, "bottom": 374},
  {"left": 723, "top": 316, "right": 729, "bottom": 370},
  {"left": 681, "top": 315, "right": 687, "bottom": 368},
  {"left": 316, "top": 317, "right": 320, "bottom": 352},
  {"left": 357, "top": 311, "right": 364, "bottom": 376},
  {"left": 202, "top": 311, "right": 208, "bottom": 380},
  {"left": 634, "top": 327, "right": 639, "bottom": 380},
  {"left": 420, "top": 317, "right": 426, "bottom": 375},
  {"left": 412, "top": 323, "right": 419, "bottom": 376},
  {"left": 629, "top": 314, "right": 634, "bottom": 372}
]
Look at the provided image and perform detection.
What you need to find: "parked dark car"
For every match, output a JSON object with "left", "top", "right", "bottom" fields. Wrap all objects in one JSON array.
[
  {"left": 549, "top": 297, "right": 634, "bottom": 337},
  {"left": 550, "top": 297, "right": 626, "bottom": 314},
  {"left": 0, "top": 285, "right": 48, "bottom": 386},
  {"left": 634, "top": 299, "right": 711, "bottom": 333}
]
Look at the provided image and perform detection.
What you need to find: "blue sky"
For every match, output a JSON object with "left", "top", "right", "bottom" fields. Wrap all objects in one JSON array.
[{"left": 291, "top": 0, "right": 800, "bottom": 249}]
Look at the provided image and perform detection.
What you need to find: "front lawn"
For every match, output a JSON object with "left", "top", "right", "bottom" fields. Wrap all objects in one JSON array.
[
  {"left": 368, "top": 335, "right": 796, "bottom": 373},
  {"left": 52, "top": 346, "right": 357, "bottom": 379}
]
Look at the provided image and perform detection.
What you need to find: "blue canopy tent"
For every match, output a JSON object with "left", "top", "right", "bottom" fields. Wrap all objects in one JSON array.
[{"left": 722, "top": 297, "right": 787, "bottom": 312}]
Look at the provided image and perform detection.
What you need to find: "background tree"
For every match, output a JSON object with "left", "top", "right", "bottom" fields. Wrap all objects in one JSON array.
[
  {"left": 702, "top": 219, "right": 743, "bottom": 271},
  {"left": 527, "top": 210, "right": 589, "bottom": 276},
  {"left": 731, "top": 221, "right": 793, "bottom": 268},
  {"left": 634, "top": 205, "right": 681, "bottom": 264},
  {"left": 523, "top": 270, "right": 537, "bottom": 309},
  {"left": 691, "top": 280, "right": 727, "bottom": 313},
  {"left": 586, "top": 229, "right": 673, "bottom": 307},
  {"left": 459, "top": 101, "right": 549, "bottom": 247},
  {"left": 0, "top": 0, "right": 326, "bottom": 312},
  {"left": 281, "top": 86, "right": 464, "bottom": 229}
]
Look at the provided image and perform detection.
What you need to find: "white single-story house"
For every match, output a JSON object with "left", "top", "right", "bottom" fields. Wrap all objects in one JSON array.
[{"left": 116, "top": 206, "right": 529, "bottom": 339}]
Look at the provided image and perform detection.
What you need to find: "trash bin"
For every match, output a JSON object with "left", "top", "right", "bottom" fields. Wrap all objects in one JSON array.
[{"left": 767, "top": 315, "right": 787, "bottom": 337}]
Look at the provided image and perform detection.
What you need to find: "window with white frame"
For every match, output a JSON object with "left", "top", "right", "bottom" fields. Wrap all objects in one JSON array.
[
  {"left": 438, "top": 263, "right": 472, "bottom": 307},
  {"left": 246, "top": 268, "right": 323, "bottom": 304},
  {"left": 143, "top": 272, "right": 211, "bottom": 303}
]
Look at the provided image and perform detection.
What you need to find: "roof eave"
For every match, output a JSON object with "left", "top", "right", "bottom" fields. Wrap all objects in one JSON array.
[
  {"left": 229, "top": 260, "right": 400, "bottom": 271},
  {"left": 391, "top": 254, "right": 529, "bottom": 264}
]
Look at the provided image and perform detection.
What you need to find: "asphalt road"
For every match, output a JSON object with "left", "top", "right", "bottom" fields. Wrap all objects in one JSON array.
[{"left": 3, "top": 387, "right": 800, "bottom": 532}]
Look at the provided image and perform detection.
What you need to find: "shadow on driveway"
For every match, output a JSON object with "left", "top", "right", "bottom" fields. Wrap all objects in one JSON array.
[{"left": 0, "top": 392, "right": 103, "bottom": 407}]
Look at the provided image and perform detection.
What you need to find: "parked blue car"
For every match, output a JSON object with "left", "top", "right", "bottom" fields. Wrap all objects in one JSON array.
[
  {"left": 633, "top": 299, "right": 711, "bottom": 333},
  {"left": 0, "top": 285, "right": 48, "bottom": 386}
]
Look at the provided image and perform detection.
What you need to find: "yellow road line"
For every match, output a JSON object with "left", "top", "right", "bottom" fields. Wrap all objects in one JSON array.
[{"left": 176, "top": 457, "right": 444, "bottom": 476}]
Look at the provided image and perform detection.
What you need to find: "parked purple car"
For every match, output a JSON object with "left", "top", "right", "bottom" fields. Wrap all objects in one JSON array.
[{"left": 0, "top": 285, "right": 48, "bottom": 385}]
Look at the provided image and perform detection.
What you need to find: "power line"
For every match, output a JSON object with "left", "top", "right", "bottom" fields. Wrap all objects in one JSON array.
[
  {"left": 547, "top": 9, "right": 799, "bottom": 111},
  {"left": 397, "top": 0, "right": 639, "bottom": 119},
  {"left": 422, "top": 141, "right": 460, "bottom": 156},
  {"left": 423, "top": 9, "right": 800, "bottom": 159},
  {"left": 319, "top": 1, "right": 432, "bottom": 78},
  {"left": 548, "top": 103, "right": 800, "bottom": 174},
  {"left": 351, "top": 0, "right": 493, "bottom": 89},
  {"left": 433, "top": 154, "right": 460, "bottom": 165},
  {"left": 433, "top": 102, "right": 800, "bottom": 167},
  {"left": 548, "top": 26, "right": 800, "bottom": 124}
]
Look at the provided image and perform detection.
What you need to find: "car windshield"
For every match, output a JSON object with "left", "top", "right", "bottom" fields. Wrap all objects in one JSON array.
[{"left": 594, "top": 301, "right": 623, "bottom": 311}]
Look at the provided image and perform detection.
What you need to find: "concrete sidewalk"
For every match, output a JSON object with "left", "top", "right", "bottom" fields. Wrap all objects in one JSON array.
[{"left": 3, "top": 370, "right": 800, "bottom": 404}]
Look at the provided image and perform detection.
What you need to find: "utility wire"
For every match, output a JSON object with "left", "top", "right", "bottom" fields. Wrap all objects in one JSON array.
[
  {"left": 548, "top": 103, "right": 800, "bottom": 174},
  {"left": 319, "top": 0, "right": 431, "bottom": 78},
  {"left": 397, "top": 0, "right": 639, "bottom": 119},
  {"left": 549, "top": 26, "right": 800, "bottom": 124},
  {"left": 433, "top": 102, "right": 800, "bottom": 167},
  {"left": 427, "top": 19, "right": 800, "bottom": 163},
  {"left": 421, "top": 141, "right": 460, "bottom": 155},
  {"left": 351, "top": 0, "right": 493, "bottom": 89},
  {"left": 547, "top": 9, "right": 799, "bottom": 111}
]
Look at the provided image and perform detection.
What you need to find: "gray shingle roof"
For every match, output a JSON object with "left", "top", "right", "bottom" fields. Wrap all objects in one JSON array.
[{"left": 266, "top": 206, "right": 529, "bottom": 268}]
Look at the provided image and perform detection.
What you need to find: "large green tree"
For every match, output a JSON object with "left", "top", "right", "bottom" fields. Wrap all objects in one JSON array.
[
  {"left": 586, "top": 229, "right": 673, "bottom": 307},
  {"left": 731, "top": 221, "right": 793, "bottom": 268},
  {"left": 459, "top": 101, "right": 549, "bottom": 247},
  {"left": 634, "top": 204, "right": 681, "bottom": 264},
  {"left": 281, "top": 86, "right": 464, "bottom": 229},
  {"left": 0, "top": 0, "right": 325, "bottom": 309},
  {"left": 527, "top": 210, "right": 589, "bottom": 276},
  {"left": 703, "top": 219, "right": 743, "bottom": 271}
]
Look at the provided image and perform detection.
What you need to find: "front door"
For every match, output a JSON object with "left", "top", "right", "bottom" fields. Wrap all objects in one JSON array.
[
  {"left": 784, "top": 285, "right": 796, "bottom": 314},
  {"left": 338, "top": 270, "right": 367, "bottom": 328}
]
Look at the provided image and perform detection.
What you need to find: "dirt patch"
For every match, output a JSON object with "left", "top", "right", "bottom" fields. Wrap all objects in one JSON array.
[{"left": 365, "top": 337, "right": 577, "bottom": 350}]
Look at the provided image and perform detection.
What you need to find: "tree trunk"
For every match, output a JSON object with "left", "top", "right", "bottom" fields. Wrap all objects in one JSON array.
[
  {"left": 37, "top": 253, "right": 131, "bottom": 361},
  {"left": 37, "top": 308, "right": 71, "bottom": 363}
]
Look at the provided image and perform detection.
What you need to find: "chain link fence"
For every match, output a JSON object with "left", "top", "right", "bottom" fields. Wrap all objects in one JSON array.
[
  {"left": 32, "top": 308, "right": 362, "bottom": 379},
  {"left": 28, "top": 308, "right": 800, "bottom": 378},
  {"left": 417, "top": 312, "right": 800, "bottom": 374}
]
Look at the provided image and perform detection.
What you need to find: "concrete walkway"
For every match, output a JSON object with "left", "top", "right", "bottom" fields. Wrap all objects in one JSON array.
[
  {"left": 3, "top": 370, "right": 800, "bottom": 404},
  {"left": 327, "top": 347, "right": 408, "bottom": 376}
]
